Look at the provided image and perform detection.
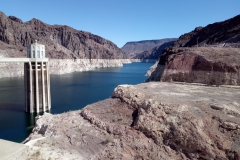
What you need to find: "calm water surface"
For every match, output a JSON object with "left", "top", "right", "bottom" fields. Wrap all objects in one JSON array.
[{"left": 0, "top": 62, "right": 153, "bottom": 142}]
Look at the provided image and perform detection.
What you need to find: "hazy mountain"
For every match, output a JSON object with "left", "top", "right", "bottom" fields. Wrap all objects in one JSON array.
[
  {"left": 132, "top": 41, "right": 175, "bottom": 59},
  {"left": 121, "top": 38, "right": 177, "bottom": 58}
]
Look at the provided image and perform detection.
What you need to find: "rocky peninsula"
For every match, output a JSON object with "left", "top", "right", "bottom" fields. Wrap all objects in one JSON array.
[{"left": 6, "top": 82, "right": 239, "bottom": 159}]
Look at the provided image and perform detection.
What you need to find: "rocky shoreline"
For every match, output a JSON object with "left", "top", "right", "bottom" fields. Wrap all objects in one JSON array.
[
  {"left": 11, "top": 82, "right": 240, "bottom": 159},
  {"left": 0, "top": 59, "right": 131, "bottom": 78}
]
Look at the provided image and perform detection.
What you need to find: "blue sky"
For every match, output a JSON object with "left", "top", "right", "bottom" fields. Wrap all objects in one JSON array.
[{"left": 0, "top": 0, "right": 239, "bottom": 47}]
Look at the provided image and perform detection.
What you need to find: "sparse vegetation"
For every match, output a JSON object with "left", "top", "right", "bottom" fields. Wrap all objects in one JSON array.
[
  {"left": 209, "top": 79, "right": 216, "bottom": 85},
  {"left": 118, "top": 118, "right": 123, "bottom": 121},
  {"left": 222, "top": 79, "right": 226, "bottom": 83},
  {"left": 27, "top": 150, "right": 43, "bottom": 160},
  {"left": 102, "top": 134, "right": 114, "bottom": 144}
]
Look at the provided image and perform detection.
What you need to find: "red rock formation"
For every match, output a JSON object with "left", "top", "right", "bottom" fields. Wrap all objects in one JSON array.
[{"left": 147, "top": 47, "right": 240, "bottom": 85}]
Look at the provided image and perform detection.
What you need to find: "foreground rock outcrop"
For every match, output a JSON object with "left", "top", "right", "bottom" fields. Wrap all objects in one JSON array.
[
  {"left": 147, "top": 47, "right": 240, "bottom": 85},
  {"left": 16, "top": 82, "right": 240, "bottom": 159}
]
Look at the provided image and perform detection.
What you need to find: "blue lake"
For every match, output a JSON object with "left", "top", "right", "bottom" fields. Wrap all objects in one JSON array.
[{"left": 0, "top": 62, "right": 153, "bottom": 142}]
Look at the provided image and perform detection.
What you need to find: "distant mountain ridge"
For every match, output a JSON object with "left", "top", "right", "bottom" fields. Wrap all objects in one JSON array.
[
  {"left": 121, "top": 38, "right": 177, "bottom": 58},
  {"left": 174, "top": 14, "right": 240, "bottom": 47},
  {"left": 132, "top": 41, "right": 175, "bottom": 59}
]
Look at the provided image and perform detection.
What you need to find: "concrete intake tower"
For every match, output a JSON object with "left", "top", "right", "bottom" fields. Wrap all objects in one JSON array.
[{"left": 24, "top": 40, "right": 51, "bottom": 113}]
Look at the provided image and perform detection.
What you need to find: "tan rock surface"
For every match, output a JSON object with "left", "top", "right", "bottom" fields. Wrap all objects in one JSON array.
[{"left": 18, "top": 82, "right": 240, "bottom": 159}]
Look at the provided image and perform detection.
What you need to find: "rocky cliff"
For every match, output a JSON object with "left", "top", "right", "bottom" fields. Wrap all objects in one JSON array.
[
  {"left": 14, "top": 82, "right": 240, "bottom": 159},
  {"left": 147, "top": 47, "right": 240, "bottom": 85},
  {"left": 121, "top": 38, "right": 177, "bottom": 59},
  {"left": 174, "top": 14, "right": 240, "bottom": 47},
  {"left": 0, "top": 11, "right": 130, "bottom": 77},
  {"left": 147, "top": 14, "right": 240, "bottom": 85}
]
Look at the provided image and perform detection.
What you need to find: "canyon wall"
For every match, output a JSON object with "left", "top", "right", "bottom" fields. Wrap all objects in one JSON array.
[
  {"left": 146, "top": 14, "right": 240, "bottom": 85},
  {"left": 0, "top": 11, "right": 130, "bottom": 78}
]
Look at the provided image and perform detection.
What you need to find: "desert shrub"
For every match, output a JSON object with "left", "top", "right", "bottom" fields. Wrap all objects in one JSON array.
[
  {"left": 102, "top": 134, "right": 114, "bottom": 144},
  {"left": 209, "top": 79, "right": 216, "bottom": 85},
  {"left": 222, "top": 79, "right": 226, "bottom": 84}
]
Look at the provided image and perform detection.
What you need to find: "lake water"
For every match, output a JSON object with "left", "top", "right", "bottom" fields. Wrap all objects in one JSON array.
[{"left": 0, "top": 62, "right": 153, "bottom": 142}]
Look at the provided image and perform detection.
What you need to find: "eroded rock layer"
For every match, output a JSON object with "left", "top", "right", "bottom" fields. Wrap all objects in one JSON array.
[
  {"left": 0, "top": 59, "right": 131, "bottom": 77},
  {"left": 19, "top": 82, "right": 240, "bottom": 160},
  {"left": 147, "top": 47, "right": 240, "bottom": 85}
]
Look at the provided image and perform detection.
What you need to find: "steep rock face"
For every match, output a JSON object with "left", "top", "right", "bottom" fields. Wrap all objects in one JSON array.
[
  {"left": 147, "top": 14, "right": 240, "bottom": 84},
  {"left": 145, "top": 60, "right": 158, "bottom": 76},
  {"left": 121, "top": 38, "right": 177, "bottom": 58},
  {"left": 19, "top": 82, "right": 240, "bottom": 159},
  {"left": 0, "top": 11, "right": 130, "bottom": 77},
  {"left": 174, "top": 14, "right": 240, "bottom": 47},
  {"left": 0, "top": 11, "right": 127, "bottom": 59},
  {"left": 132, "top": 41, "right": 175, "bottom": 59},
  {"left": 147, "top": 47, "right": 240, "bottom": 85}
]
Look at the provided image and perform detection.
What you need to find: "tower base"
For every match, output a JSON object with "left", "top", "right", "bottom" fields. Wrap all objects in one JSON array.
[{"left": 24, "top": 61, "right": 51, "bottom": 113}]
